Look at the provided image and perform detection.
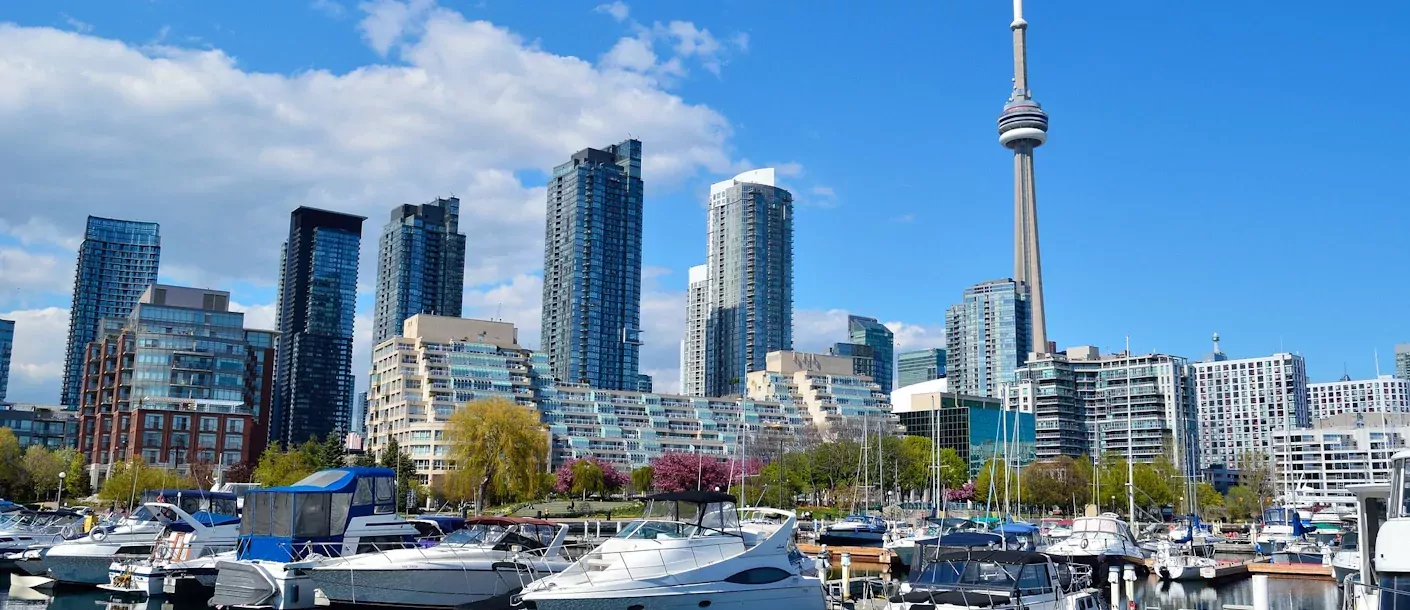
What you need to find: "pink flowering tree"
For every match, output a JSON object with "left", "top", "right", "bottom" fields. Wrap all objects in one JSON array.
[
  {"left": 650, "top": 452, "right": 762, "bottom": 494},
  {"left": 946, "top": 481, "right": 976, "bottom": 502},
  {"left": 553, "top": 457, "right": 628, "bottom": 498}
]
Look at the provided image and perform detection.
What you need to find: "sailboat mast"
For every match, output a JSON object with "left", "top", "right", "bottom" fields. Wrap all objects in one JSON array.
[{"left": 1126, "top": 336, "right": 1137, "bottom": 526}]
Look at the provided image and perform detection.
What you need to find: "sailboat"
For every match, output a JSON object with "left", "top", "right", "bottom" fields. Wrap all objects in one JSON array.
[{"left": 820, "top": 416, "right": 889, "bottom": 546}]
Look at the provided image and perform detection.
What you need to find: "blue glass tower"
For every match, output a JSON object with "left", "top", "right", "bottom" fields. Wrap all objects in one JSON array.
[
  {"left": 61, "top": 216, "right": 161, "bottom": 407},
  {"left": 0, "top": 318, "right": 13, "bottom": 402},
  {"left": 272, "top": 207, "right": 365, "bottom": 446},
  {"left": 372, "top": 197, "right": 466, "bottom": 345},
  {"left": 541, "top": 139, "right": 643, "bottom": 390},
  {"left": 848, "top": 315, "right": 895, "bottom": 391},
  {"left": 945, "top": 279, "right": 1031, "bottom": 398}
]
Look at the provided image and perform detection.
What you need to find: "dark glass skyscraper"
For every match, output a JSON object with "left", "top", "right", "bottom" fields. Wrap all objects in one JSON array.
[
  {"left": 945, "top": 279, "right": 1031, "bottom": 398},
  {"left": 372, "top": 197, "right": 466, "bottom": 345},
  {"left": 61, "top": 216, "right": 161, "bottom": 407},
  {"left": 897, "top": 348, "right": 947, "bottom": 388},
  {"left": 541, "top": 139, "right": 643, "bottom": 390},
  {"left": 272, "top": 207, "right": 364, "bottom": 447},
  {"left": 0, "top": 318, "right": 13, "bottom": 403},
  {"left": 848, "top": 315, "right": 894, "bottom": 391},
  {"left": 704, "top": 169, "right": 793, "bottom": 397}
]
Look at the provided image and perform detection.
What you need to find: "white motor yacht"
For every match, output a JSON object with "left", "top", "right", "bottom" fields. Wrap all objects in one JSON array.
[
  {"left": 211, "top": 467, "right": 424, "bottom": 610},
  {"left": 0, "top": 510, "right": 84, "bottom": 569},
  {"left": 45, "top": 489, "right": 238, "bottom": 586},
  {"left": 307, "top": 516, "right": 573, "bottom": 608},
  {"left": 885, "top": 548, "right": 1101, "bottom": 610},
  {"left": 1254, "top": 506, "right": 1311, "bottom": 555},
  {"left": 1043, "top": 512, "right": 1146, "bottom": 575},
  {"left": 521, "top": 491, "right": 825, "bottom": 610},
  {"left": 98, "top": 500, "right": 241, "bottom": 597}
]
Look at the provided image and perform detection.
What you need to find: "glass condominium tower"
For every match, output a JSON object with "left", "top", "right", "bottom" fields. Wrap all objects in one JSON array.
[
  {"left": 945, "top": 279, "right": 1031, "bottom": 398},
  {"left": 704, "top": 168, "right": 793, "bottom": 397},
  {"left": 848, "top": 315, "right": 895, "bottom": 391},
  {"left": 61, "top": 216, "right": 161, "bottom": 407},
  {"left": 372, "top": 197, "right": 466, "bottom": 345},
  {"left": 541, "top": 139, "right": 643, "bottom": 390},
  {"left": 0, "top": 318, "right": 13, "bottom": 402},
  {"left": 272, "top": 207, "right": 365, "bottom": 447}
]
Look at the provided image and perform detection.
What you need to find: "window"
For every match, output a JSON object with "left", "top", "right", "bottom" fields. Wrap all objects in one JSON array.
[
  {"left": 172, "top": 416, "right": 191, "bottom": 431},
  {"left": 724, "top": 567, "right": 791, "bottom": 584},
  {"left": 224, "top": 435, "right": 243, "bottom": 450},
  {"left": 198, "top": 433, "right": 217, "bottom": 449},
  {"left": 295, "top": 494, "right": 331, "bottom": 537},
  {"left": 226, "top": 419, "right": 245, "bottom": 433},
  {"left": 144, "top": 414, "right": 164, "bottom": 429},
  {"left": 200, "top": 417, "right": 219, "bottom": 432},
  {"left": 142, "top": 431, "right": 163, "bottom": 448}
]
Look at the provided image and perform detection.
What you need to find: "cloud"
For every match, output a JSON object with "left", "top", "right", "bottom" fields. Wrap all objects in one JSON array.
[
  {"left": 311, "top": 0, "right": 348, "bottom": 19},
  {"left": 357, "top": 0, "right": 439, "bottom": 56},
  {"left": 594, "top": 1, "right": 630, "bottom": 22},
  {"left": 596, "top": 11, "right": 747, "bottom": 82},
  {"left": 792, "top": 308, "right": 850, "bottom": 353},
  {"left": 229, "top": 301, "right": 278, "bottom": 331},
  {"left": 0, "top": 307, "right": 69, "bottom": 403},
  {"left": 885, "top": 321, "right": 946, "bottom": 352},
  {"left": 772, "top": 161, "right": 804, "bottom": 177},
  {"left": 0, "top": 247, "right": 72, "bottom": 301},
  {"left": 60, "top": 14, "right": 93, "bottom": 34}
]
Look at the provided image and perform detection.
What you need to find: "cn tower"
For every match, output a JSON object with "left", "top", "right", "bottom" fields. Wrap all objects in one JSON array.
[{"left": 998, "top": 0, "right": 1050, "bottom": 354}]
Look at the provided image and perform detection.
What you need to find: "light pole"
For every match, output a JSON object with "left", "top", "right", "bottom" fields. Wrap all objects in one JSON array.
[{"left": 58, "top": 471, "right": 67, "bottom": 508}]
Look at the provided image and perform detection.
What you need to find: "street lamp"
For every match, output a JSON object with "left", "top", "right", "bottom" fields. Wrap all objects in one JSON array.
[{"left": 58, "top": 471, "right": 67, "bottom": 508}]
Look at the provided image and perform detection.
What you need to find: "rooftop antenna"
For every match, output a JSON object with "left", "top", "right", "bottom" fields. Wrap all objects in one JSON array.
[
  {"left": 1212, "top": 332, "right": 1222, "bottom": 355},
  {"left": 495, "top": 303, "right": 503, "bottom": 321},
  {"left": 1375, "top": 349, "right": 1382, "bottom": 377}
]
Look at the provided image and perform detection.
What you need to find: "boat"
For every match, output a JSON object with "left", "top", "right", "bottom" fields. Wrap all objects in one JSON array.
[
  {"left": 44, "top": 489, "right": 238, "bottom": 586},
  {"left": 97, "top": 499, "right": 241, "bottom": 597},
  {"left": 886, "top": 518, "right": 977, "bottom": 567},
  {"left": 1043, "top": 512, "right": 1147, "bottom": 575},
  {"left": 1271, "top": 538, "right": 1331, "bottom": 564},
  {"left": 211, "top": 467, "right": 423, "bottom": 609},
  {"left": 1047, "top": 520, "right": 1073, "bottom": 540},
  {"left": 819, "top": 514, "right": 888, "bottom": 546},
  {"left": 307, "top": 516, "right": 573, "bottom": 608},
  {"left": 885, "top": 548, "right": 1102, "bottom": 610},
  {"left": 0, "top": 510, "right": 85, "bottom": 569},
  {"left": 1332, "top": 530, "right": 1359, "bottom": 583},
  {"left": 520, "top": 490, "right": 825, "bottom": 610},
  {"left": 1254, "top": 506, "right": 1312, "bottom": 555}
]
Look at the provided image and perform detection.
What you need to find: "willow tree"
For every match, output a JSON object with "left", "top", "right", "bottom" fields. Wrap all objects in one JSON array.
[{"left": 444, "top": 397, "right": 549, "bottom": 511}]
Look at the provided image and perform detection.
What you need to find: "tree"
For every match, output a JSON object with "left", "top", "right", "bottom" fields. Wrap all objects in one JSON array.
[
  {"left": 224, "top": 461, "right": 254, "bottom": 484},
  {"left": 570, "top": 460, "right": 605, "bottom": 498},
  {"left": 938, "top": 448, "right": 968, "bottom": 490},
  {"left": 652, "top": 452, "right": 731, "bottom": 493},
  {"left": 352, "top": 451, "right": 378, "bottom": 467},
  {"left": 1236, "top": 451, "right": 1276, "bottom": 510},
  {"left": 630, "top": 466, "right": 654, "bottom": 495},
  {"left": 1195, "top": 482, "right": 1224, "bottom": 515},
  {"left": 320, "top": 433, "right": 347, "bottom": 469},
  {"left": 554, "top": 457, "right": 626, "bottom": 498},
  {"left": 252, "top": 443, "right": 314, "bottom": 487},
  {"left": 1021, "top": 456, "right": 1088, "bottom": 512},
  {"left": 1226, "top": 485, "right": 1261, "bottom": 520},
  {"left": 65, "top": 449, "right": 91, "bottom": 499},
  {"left": 896, "top": 436, "right": 933, "bottom": 495},
  {"left": 757, "top": 455, "right": 807, "bottom": 508},
  {"left": 443, "top": 397, "right": 549, "bottom": 511},
  {"left": 99, "top": 461, "right": 194, "bottom": 504},
  {"left": 23, "top": 445, "right": 66, "bottom": 503},
  {"left": 946, "top": 481, "right": 976, "bottom": 502},
  {"left": 379, "top": 438, "right": 420, "bottom": 512},
  {"left": 974, "top": 457, "right": 1016, "bottom": 504},
  {"left": 0, "top": 428, "right": 24, "bottom": 500},
  {"left": 189, "top": 460, "right": 217, "bottom": 490}
]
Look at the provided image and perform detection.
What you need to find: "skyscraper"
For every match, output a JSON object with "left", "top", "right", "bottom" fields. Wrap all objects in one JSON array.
[
  {"left": 848, "top": 315, "right": 895, "bottom": 391},
  {"left": 1397, "top": 344, "right": 1410, "bottom": 380},
  {"left": 897, "top": 348, "right": 946, "bottom": 388},
  {"left": 541, "top": 139, "right": 643, "bottom": 390},
  {"left": 999, "top": 0, "right": 1051, "bottom": 354},
  {"left": 704, "top": 169, "right": 794, "bottom": 397},
  {"left": 372, "top": 197, "right": 466, "bottom": 345},
  {"left": 272, "top": 207, "right": 365, "bottom": 447},
  {"left": 681, "top": 265, "right": 709, "bottom": 396},
  {"left": 1191, "top": 340, "right": 1309, "bottom": 470},
  {"left": 0, "top": 318, "right": 13, "bottom": 403},
  {"left": 945, "top": 279, "right": 1031, "bottom": 399},
  {"left": 61, "top": 216, "right": 161, "bottom": 407}
]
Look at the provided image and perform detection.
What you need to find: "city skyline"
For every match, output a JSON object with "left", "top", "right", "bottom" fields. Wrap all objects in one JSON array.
[{"left": 1, "top": 1, "right": 1407, "bottom": 406}]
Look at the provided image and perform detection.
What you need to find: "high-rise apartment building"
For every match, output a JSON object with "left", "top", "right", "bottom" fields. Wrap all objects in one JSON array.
[
  {"left": 366, "top": 315, "right": 546, "bottom": 486},
  {"left": 891, "top": 385, "right": 1033, "bottom": 477},
  {"left": 76, "top": 285, "right": 275, "bottom": 475},
  {"left": 1397, "top": 344, "right": 1410, "bottom": 380},
  {"left": 681, "top": 265, "right": 709, "bottom": 396},
  {"left": 0, "top": 318, "right": 13, "bottom": 403},
  {"left": 704, "top": 169, "right": 793, "bottom": 397},
  {"left": 745, "top": 350, "right": 891, "bottom": 433},
  {"left": 272, "top": 207, "right": 365, "bottom": 447},
  {"left": 1008, "top": 346, "right": 1196, "bottom": 468},
  {"left": 1190, "top": 342, "right": 1309, "bottom": 470},
  {"left": 350, "top": 391, "right": 368, "bottom": 436},
  {"left": 1271, "top": 412, "right": 1410, "bottom": 509},
  {"left": 945, "top": 279, "right": 1031, "bottom": 399},
  {"left": 1308, "top": 376, "right": 1410, "bottom": 419},
  {"left": 830, "top": 342, "right": 875, "bottom": 380},
  {"left": 372, "top": 198, "right": 466, "bottom": 345},
  {"left": 897, "top": 348, "right": 946, "bottom": 388},
  {"left": 61, "top": 217, "right": 161, "bottom": 407},
  {"left": 0, "top": 404, "right": 78, "bottom": 449},
  {"left": 541, "top": 140, "right": 643, "bottom": 390},
  {"left": 848, "top": 315, "right": 895, "bottom": 391}
]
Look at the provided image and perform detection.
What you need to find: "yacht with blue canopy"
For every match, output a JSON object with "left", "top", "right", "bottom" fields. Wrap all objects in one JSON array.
[{"left": 212, "top": 467, "right": 422, "bottom": 609}]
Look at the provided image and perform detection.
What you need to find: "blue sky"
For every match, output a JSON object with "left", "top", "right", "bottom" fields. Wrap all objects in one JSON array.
[{"left": 1, "top": 0, "right": 1407, "bottom": 404}]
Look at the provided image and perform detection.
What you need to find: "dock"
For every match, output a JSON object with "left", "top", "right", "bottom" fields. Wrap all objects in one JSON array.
[
  {"left": 798, "top": 544, "right": 896, "bottom": 566},
  {"left": 1246, "top": 561, "right": 1335, "bottom": 581}
]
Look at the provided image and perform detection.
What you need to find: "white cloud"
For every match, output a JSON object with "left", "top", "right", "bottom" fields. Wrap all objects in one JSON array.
[
  {"left": 229, "top": 301, "right": 278, "bottom": 331},
  {"left": 601, "top": 36, "right": 660, "bottom": 74},
  {"left": 311, "top": 0, "right": 348, "bottom": 19},
  {"left": 792, "top": 308, "right": 849, "bottom": 353},
  {"left": 594, "top": 1, "right": 630, "bottom": 22},
  {"left": 0, "top": 247, "right": 72, "bottom": 301},
  {"left": 0, "top": 218, "right": 81, "bottom": 250},
  {"left": 885, "top": 321, "right": 946, "bottom": 352},
  {"left": 464, "top": 274, "right": 544, "bottom": 348},
  {"left": 61, "top": 14, "right": 93, "bottom": 34},
  {"left": 772, "top": 161, "right": 804, "bottom": 177},
  {"left": 0, "top": 307, "right": 69, "bottom": 403},
  {"left": 357, "top": 0, "right": 439, "bottom": 57}
]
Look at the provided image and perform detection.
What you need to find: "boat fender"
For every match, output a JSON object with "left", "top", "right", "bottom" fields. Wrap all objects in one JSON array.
[
  {"left": 1080, "top": 538, "right": 1089, "bottom": 550},
  {"left": 91, "top": 527, "right": 108, "bottom": 542}
]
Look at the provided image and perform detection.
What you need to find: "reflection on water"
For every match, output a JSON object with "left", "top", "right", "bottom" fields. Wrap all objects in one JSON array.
[{"left": 4, "top": 569, "right": 1345, "bottom": 610}]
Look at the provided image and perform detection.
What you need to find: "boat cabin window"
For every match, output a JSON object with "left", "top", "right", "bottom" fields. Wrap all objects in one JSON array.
[
  {"left": 637, "top": 499, "right": 738, "bottom": 534},
  {"left": 273, "top": 493, "right": 294, "bottom": 537},
  {"left": 912, "top": 557, "right": 1051, "bottom": 593},
  {"left": 141, "top": 491, "right": 237, "bottom": 516},
  {"left": 1397, "top": 459, "right": 1410, "bottom": 519},
  {"left": 374, "top": 477, "right": 395, "bottom": 514},
  {"left": 355, "top": 478, "right": 375, "bottom": 505},
  {"left": 1073, "top": 517, "right": 1130, "bottom": 538},
  {"left": 241, "top": 493, "right": 269, "bottom": 536}
]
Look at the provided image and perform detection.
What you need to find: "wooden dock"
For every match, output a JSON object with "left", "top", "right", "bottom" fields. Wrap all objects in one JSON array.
[
  {"left": 1246, "top": 561, "right": 1335, "bottom": 581},
  {"left": 798, "top": 544, "right": 896, "bottom": 565}
]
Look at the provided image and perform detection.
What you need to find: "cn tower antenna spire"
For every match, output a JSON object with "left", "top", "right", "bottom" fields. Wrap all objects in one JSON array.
[{"left": 998, "top": 0, "right": 1050, "bottom": 355}]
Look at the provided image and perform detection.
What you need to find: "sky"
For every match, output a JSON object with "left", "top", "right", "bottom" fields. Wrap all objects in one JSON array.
[{"left": 1, "top": 0, "right": 1407, "bottom": 405}]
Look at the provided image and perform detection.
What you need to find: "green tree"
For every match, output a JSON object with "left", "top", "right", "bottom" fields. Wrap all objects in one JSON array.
[
  {"left": 65, "top": 449, "right": 91, "bottom": 500},
  {"left": 630, "top": 466, "right": 654, "bottom": 494},
  {"left": 352, "top": 451, "right": 378, "bottom": 467},
  {"left": 99, "top": 461, "right": 194, "bottom": 505},
  {"left": 379, "top": 438, "right": 421, "bottom": 512},
  {"left": 570, "top": 460, "right": 606, "bottom": 498},
  {"left": 23, "top": 445, "right": 66, "bottom": 503},
  {"left": 1226, "top": 485, "right": 1261, "bottom": 520},
  {"left": 757, "top": 455, "right": 806, "bottom": 508},
  {"left": 896, "top": 436, "right": 933, "bottom": 494},
  {"left": 1236, "top": 451, "right": 1276, "bottom": 510},
  {"left": 252, "top": 443, "right": 314, "bottom": 487},
  {"left": 0, "top": 428, "right": 24, "bottom": 500},
  {"left": 1195, "top": 482, "right": 1224, "bottom": 515},
  {"left": 443, "top": 397, "right": 549, "bottom": 511},
  {"left": 320, "top": 433, "right": 346, "bottom": 469},
  {"left": 974, "top": 457, "right": 1016, "bottom": 504},
  {"left": 938, "top": 448, "right": 968, "bottom": 489},
  {"left": 1021, "top": 456, "right": 1088, "bottom": 512}
]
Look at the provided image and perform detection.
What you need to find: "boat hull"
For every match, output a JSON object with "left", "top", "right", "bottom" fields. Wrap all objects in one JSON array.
[
  {"left": 817, "top": 530, "right": 885, "bottom": 547},
  {"left": 47, "top": 552, "right": 148, "bottom": 585},
  {"left": 309, "top": 567, "right": 531, "bottom": 609},
  {"left": 1272, "top": 551, "right": 1326, "bottom": 565},
  {"left": 525, "top": 580, "right": 826, "bottom": 610}
]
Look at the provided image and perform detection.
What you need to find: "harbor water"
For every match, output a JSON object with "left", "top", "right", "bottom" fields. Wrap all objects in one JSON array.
[{"left": 0, "top": 570, "right": 1346, "bottom": 610}]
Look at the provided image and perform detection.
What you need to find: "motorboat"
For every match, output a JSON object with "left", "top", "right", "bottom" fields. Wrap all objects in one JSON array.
[
  {"left": 818, "top": 514, "right": 888, "bottom": 546},
  {"left": 211, "top": 467, "right": 423, "bottom": 609},
  {"left": 1047, "top": 520, "right": 1074, "bottom": 541},
  {"left": 1332, "top": 530, "right": 1359, "bottom": 583},
  {"left": 885, "top": 518, "right": 976, "bottom": 567},
  {"left": 98, "top": 500, "right": 241, "bottom": 597},
  {"left": 992, "top": 522, "right": 1043, "bottom": 551},
  {"left": 45, "top": 489, "right": 238, "bottom": 586},
  {"left": 885, "top": 548, "right": 1101, "bottom": 610},
  {"left": 520, "top": 490, "right": 826, "bottom": 610},
  {"left": 307, "top": 516, "right": 573, "bottom": 608},
  {"left": 1254, "top": 506, "right": 1312, "bottom": 555},
  {"left": 1272, "top": 539, "right": 1332, "bottom": 565},
  {"left": 0, "top": 509, "right": 84, "bottom": 567},
  {"left": 1043, "top": 512, "right": 1146, "bottom": 575}
]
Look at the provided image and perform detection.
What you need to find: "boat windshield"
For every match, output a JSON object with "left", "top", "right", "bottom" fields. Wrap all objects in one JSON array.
[
  {"left": 911, "top": 558, "right": 1053, "bottom": 595},
  {"left": 1072, "top": 517, "right": 1131, "bottom": 538},
  {"left": 618, "top": 499, "right": 740, "bottom": 539},
  {"left": 443, "top": 523, "right": 554, "bottom": 549}
]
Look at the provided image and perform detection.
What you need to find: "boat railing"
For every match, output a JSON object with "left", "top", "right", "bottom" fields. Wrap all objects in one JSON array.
[
  {"left": 1341, "top": 575, "right": 1410, "bottom": 610},
  {"left": 541, "top": 538, "right": 744, "bottom": 589}
]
